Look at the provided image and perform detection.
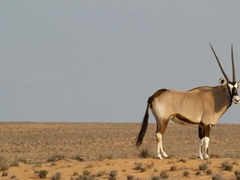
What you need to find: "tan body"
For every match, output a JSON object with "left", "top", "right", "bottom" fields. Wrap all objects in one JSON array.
[
  {"left": 151, "top": 85, "right": 231, "bottom": 133},
  {"left": 136, "top": 44, "right": 240, "bottom": 160}
]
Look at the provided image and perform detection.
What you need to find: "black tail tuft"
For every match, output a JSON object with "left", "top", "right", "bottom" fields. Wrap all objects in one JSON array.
[{"left": 136, "top": 103, "right": 150, "bottom": 148}]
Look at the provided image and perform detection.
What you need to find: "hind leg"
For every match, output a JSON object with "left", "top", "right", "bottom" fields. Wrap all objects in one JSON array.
[
  {"left": 156, "top": 122, "right": 169, "bottom": 159},
  {"left": 203, "top": 125, "right": 211, "bottom": 159}
]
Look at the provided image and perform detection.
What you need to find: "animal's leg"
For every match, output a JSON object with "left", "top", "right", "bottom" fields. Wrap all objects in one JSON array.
[
  {"left": 203, "top": 125, "right": 211, "bottom": 159},
  {"left": 198, "top": 124, "right": 204, "bottom": 160},
  {"left": 156, "top": 131, "right": 163, "bottom": 159},
  {"left": 156, "top": 122, "right": 168, "bottom": 159}
]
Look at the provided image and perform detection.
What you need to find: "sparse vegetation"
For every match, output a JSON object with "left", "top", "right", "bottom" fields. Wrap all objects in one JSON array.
[
  {"left": 127, "top": 175, "right": 135, "bottom": 180},
  {"left": 73, "top": 155, "right": 84, "bottom": 161},
  {"left": 98, "top": 154, "right": 113, "bottom": 161},
  {"left": 160, "top": 170, "right": 168, "bottom": 179},
  {"left": 109, "top": 170, "right": 117, "bottom": 180},
  {"left": 199, "top": 162, "right": 208, "bottom": 171},
  {"left": 183, "top": 170, "right": 189, "bottom": 177},
  {"left": 78, "top": 175, "right": 95, "bottom": 180},
  {"left": 85, "top": 164, "right": 94, "bottom": 168},
  {"left": 134, "top": 162, "right": 142, "bottom": 170},
  {"left": 1, "top": 123, "right": 240, "bottom": 180},
  {"left": 235, "top": 170, "right": 240, "bottom": 180},
  {"left": 18, "top": 157, "right": 27, "bottom": 164},
  {"left": 210, "top": 154, "right": 221, "bottom": 158},
  {"left": 51, "top": 172, "right": 61, "bottom": 180},
  {"left": 39, "top": 170, "right": 48, "bottom": 179},
  {"left": 221, "top": 161, "right": 233, "bottom": 171},
  {"left": 73, "top": 171, "right": 78, "bottom": 176},
  {"left": 34, "top": 162, "right": 42, "bottom": 167},
  {"left": 96, "top": 171, "right": 105, "bottom": 177},
  {"left": 11, "top": 175, "right": 16, "bottom": 179},
  {"left": 0, "top": 156, "right": 9, "bottom": 171},
  {"left": 170, "top": 165, "right": 177, "bottom": 171},
  {"left": 233, "top": 161, "right": 239, "bottom": 166},
  {"left": 140, "top": 167, "right": 146, "bottom": 172},
  {"left": 47, "top": 154, "right": 64, "bottom": 162},
  {"left": 195, "top": 171, "right": 201, "bottom": 175},
  {"left": 83, "top": 170, "right": 91, "bottom": 176},
  {"left": 179, "top": 159, "right": 186, "bottom": 163},
  {"left": 139, "top": 148, "right": 149, "bottom": 158},
  {"left": 10, "top": 160, "right": 19, "bottom": 167},
  {"left": 212, "top": 173, "right": 226, "bottom": 180},
  {"left": 235, "top": 170, "right": 240, "bottom": 176},
  {"left": 206, "top": 169, "right": 212, "bottom": 175},
  {"left": 2, "top": 171, "right": 8, "bottom": 177},
  {"left": 151, "top": 176, "right": 160, "bottom": 180},
  {"left": 146, "top": 162, "right": 155, "bottom": 169}
]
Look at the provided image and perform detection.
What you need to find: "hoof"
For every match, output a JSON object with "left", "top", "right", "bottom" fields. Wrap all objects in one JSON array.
[
  {"left": 198, "top": 155, "right": 204, "bottom": 160},
  {"left": 204, "top": 154, "right": 209, "bottom": 159},
  {"left": 156, "top": 155, "right": 163, "bottom": 160},
  {"left": 163, "top": 152, "right": 168, "bottom": 158}
]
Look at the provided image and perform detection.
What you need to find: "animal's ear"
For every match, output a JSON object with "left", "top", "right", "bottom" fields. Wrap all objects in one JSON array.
[
  {"left": 219, "top": 78, "right": 226, "bottom": 85},
  {"left": 237, "top": 80, "right": 240, "bottom": 88}
]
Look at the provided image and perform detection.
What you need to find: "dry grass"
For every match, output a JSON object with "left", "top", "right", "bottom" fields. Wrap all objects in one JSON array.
[{"left": 0, "top": 122, "right": 239, "bottom": 180}]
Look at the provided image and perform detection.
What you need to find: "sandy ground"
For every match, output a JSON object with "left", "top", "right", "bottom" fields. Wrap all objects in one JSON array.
[{"left": 0, "top": 122, "right": 240, "bottom": 180}]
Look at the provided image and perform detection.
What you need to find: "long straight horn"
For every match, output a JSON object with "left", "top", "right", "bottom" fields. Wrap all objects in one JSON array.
[
  {"left": 231, "top": 44, "right": 236, "bottom": 83},
  {"left": 209, "top": 43, "right": 230, "bottom": 82}
]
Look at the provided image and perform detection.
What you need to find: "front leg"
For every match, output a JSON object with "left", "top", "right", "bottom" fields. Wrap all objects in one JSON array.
[
  {"left": 198, "top": 124, "right": 211, "bottom": 159},
  {"left": 198, "top": 124, "right": 204, "bottom": 160},
  {"left": 203, "top": 125, "right": 211, "bottom": 159}
]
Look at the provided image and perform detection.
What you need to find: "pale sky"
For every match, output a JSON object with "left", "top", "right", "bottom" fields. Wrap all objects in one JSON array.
[{"left": 1, "top": 1, "right": 240, "bottom": 123}]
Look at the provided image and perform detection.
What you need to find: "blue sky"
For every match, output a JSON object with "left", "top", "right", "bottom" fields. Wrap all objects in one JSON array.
[{"left": 1, "top": 1, "right": 240, "bottom": 123}]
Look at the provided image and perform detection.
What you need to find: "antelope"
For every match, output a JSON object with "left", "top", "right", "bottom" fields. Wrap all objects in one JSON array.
[{"left": 136, "top": 43, "right": 240, "bottom": 160}]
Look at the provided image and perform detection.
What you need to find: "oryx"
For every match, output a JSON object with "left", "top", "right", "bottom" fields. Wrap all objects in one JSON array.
[{"left": 136, "top": 43, "right": 240, "bottom": 160}]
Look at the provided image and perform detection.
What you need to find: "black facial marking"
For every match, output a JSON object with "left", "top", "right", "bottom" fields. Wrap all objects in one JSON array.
[
  {"left": 227, "top": 83, "right": 234, "bottom": 101},
  {"left": 232, "top": 87, "right": 238, "bottom": 96}
]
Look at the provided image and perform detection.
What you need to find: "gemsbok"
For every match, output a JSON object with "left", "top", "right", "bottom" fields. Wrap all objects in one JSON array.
[{"left": 136, "top": 43, "right": 240, "bottom": 160}]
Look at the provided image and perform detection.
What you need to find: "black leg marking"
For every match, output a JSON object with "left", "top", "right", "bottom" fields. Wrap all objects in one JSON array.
[
  {"left": 156, "top": 124, "right": 159, "bottom": 133},
  {"left": 198, "top": 124, "right": 204, "bottom": 139},
  {"left": 204, "top": 125, "right": 211, "bottom": 137}
]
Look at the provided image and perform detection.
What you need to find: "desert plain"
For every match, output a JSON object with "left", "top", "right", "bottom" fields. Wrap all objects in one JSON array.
[{"left": 0, "top": 122, "right": 240, "bottom": 180}]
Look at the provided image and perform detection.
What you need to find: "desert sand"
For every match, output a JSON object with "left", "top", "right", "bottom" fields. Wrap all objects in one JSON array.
[{"left": 0, "top": 122, "right": 240, "bottom": 180}]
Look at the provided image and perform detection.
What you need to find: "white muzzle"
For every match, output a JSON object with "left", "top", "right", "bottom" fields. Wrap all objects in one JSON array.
[{"left": 233, "top": 95, "right": 240, "bottom": 104}]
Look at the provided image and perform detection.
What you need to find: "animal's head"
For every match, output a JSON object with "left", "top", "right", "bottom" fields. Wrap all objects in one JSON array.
[{"left": 210, "top": 43, "right": 240, "bottom": 104}]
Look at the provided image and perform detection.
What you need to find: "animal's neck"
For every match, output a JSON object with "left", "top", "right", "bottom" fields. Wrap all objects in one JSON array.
[{"left": 214, "top": 85, "right": 232, "bottom": 118}]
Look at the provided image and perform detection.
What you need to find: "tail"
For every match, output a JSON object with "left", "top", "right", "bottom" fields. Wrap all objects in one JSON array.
[{"left": 136, "top": 101, "right": 151, "bottom": 148}]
